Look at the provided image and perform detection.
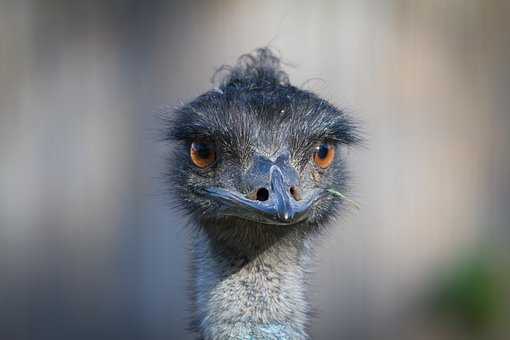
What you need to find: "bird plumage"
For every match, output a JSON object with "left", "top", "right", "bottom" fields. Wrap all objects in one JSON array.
[{"left": 165, "top": 48, "right": 360, "bottom": 339}]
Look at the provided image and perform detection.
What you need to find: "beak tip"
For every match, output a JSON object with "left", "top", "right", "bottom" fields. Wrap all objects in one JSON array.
[{"left": 278, "top": 211, "right": 295, "bottom": 223}]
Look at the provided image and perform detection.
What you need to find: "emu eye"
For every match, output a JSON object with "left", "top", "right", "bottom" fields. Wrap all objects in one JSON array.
[
  {"left": 313, "top": 143, "right": 335, "bottom": 169},
  {"left": 190, "top": 142, "right": 216, "bottom": 168}
]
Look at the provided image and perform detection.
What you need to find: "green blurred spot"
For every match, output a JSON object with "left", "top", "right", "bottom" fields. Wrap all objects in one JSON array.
[{"left": 431, "top": 256, "right": 505, "bottom": 333}]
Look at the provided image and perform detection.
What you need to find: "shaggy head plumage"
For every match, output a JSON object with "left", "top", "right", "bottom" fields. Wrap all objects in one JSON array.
[{"left": 167, "top": 48, "right": 359, "bottom": 234}]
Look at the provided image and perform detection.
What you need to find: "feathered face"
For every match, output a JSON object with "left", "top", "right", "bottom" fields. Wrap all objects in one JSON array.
[{"left": 167, "top": 49, "right": 359, "bottom": 230}]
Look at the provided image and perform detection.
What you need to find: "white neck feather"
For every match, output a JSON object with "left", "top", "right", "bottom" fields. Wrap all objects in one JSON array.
[{"left": 190, "top": 226, "right": 313, "bottom": 339}]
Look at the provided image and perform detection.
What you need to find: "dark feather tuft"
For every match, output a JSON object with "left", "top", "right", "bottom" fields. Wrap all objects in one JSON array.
[{"left": 215, "top": 47, "right": 290, "bottom": 90}]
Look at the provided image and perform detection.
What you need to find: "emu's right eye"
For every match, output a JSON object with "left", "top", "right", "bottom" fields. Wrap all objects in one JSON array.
[{"left": 190, "top": 142, "right": 216, "bottom": 168}]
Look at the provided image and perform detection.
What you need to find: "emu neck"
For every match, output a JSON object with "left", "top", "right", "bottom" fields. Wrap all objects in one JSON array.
[{"left": 191, "top": 222, "right": 313, "bottom": 340}]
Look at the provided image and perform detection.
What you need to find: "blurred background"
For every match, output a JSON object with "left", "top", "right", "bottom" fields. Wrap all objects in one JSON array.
[{"left": 1, "top": 1, "right": 509, "bottom": 339}]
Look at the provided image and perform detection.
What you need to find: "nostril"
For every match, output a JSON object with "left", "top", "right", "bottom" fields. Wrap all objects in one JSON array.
[
  {"left": 290, "top": 186, "right": 302, "bottom": 201},
  {"left": 256, "top": 188, "right": 270, "bottom": 201}
]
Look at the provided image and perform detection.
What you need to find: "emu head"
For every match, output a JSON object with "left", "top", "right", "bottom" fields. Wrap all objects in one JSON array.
[{"left": 167, "top": 49, "right": 359, "bottom": 240}]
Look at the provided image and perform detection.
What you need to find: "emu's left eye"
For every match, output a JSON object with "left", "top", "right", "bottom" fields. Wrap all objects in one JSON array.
[
  {"left": 190, "top": 142, "right": 216, "bottom": 168},
  {"left": 313, "top": 143, "right": 335, "bottom": 169}
]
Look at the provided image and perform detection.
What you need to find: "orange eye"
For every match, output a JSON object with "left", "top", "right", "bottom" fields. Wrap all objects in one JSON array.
[
  {"left": 313, "top": 143, "right": 335, "bottom": 169},
  {"left": 190, "top": 142, "right": 216, "bottom": 168}
]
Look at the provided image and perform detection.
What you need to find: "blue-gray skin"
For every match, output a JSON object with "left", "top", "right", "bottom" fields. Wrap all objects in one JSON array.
[{"left": 164, "top": 48, "right": 360, "bottom": 339}]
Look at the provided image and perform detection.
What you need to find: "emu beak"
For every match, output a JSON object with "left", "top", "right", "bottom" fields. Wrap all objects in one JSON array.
[
  {"left": 204, "top": 165, "right": 326, "bottom": 225},
  {"left": 269, "top": 165, "right": 299, "bottom": 222}
]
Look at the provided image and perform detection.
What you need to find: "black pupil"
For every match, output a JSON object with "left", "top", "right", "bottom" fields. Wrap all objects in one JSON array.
[
  {"left": 318, "top": 144, "right": 329, "bottom": 159},
  {"left": 195, "top": 143, "right": 210, "bottom": 159}
]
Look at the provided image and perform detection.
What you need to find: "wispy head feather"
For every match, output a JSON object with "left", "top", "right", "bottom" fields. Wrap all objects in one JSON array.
[{"left": 214, "top": 48, "right": 290, "bottom": 90}]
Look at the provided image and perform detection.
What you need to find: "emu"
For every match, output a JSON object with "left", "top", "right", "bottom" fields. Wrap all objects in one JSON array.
[{"left": 166, "top": 48, "right": 359, "bottom": 339}]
